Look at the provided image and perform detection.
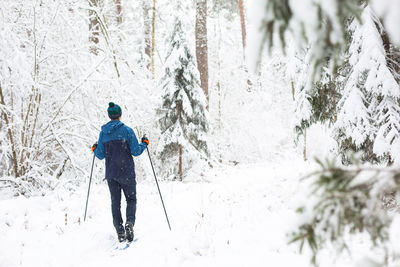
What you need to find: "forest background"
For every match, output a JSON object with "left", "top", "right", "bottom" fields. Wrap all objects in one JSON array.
[{"left": 1, "top": 0, "right": 400, "bottom": 266}]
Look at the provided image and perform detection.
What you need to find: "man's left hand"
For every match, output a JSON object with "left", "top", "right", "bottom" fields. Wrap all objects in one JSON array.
[{"left": 141, "top": 136, "right": 149, "bottom": 146}]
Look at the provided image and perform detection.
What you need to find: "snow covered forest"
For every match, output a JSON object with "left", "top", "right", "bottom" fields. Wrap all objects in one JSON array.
[{"left": 1, "top": 0, "right": 400, "bottom": 266}]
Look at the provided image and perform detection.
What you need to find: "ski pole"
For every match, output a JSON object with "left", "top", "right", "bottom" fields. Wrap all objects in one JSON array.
[
  {"left": 145, "top": 140, "right": 172, "bottom": 231},
  {"left": 84, "top": 153, "right": 96, "bottom": 222}
]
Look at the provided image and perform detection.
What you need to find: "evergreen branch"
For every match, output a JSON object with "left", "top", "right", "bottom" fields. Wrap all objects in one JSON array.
[
  {"left": 291, "top": 156, "right": 396, "bottom": 266},
  {"left": 302, "top": 166, "right": 400, "bottom": 181}
]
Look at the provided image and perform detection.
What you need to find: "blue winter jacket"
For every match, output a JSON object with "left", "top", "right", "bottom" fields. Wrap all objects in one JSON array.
[{"left": 94, "top": 120, "right": 147, "bottom": 183}]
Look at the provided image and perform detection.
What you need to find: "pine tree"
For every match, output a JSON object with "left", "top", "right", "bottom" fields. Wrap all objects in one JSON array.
[
  {"left": 157, "top": 18, "right": 209, "bottom": 181},
  {"left": 334, "top": 6, "right": 400, "bottom": 164},
  {"left": 333, "top": 11, "right": 375, "bottom": 163},
  {"left": 364, "top": 7, "right": 400, "bottom": 163}
]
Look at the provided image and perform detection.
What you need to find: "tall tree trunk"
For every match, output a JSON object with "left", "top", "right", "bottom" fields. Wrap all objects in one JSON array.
[
  {"left": 238, "top": 0, "right": 246, "bottom": 51},
  {"left": 238, "top": 0, "right": 252, "bottom": 91},
  {"left": 151, "top": 0, "right": 156, "bottom": 79},
  {"left": 89, "top": 0, "right": 100, "bottom": 55},
  {"left": 115, "top": 0, "right": 122, "bottom": 25},
  {"left": 195, "top": 0, "right": 209, "bottom": 108},
  {"left": 143, "top": 0, "right": 151, "bottom": 70}
]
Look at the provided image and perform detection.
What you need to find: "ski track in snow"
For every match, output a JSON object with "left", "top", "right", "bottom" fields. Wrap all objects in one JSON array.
[{"left": 1, "top": 159, "right": 361, "bottom": 267}]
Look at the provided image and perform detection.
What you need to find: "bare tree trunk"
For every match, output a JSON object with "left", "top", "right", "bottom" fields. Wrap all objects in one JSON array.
[
  {"left": 0, "top": 84, "right": 19, "bottom": 178},
  {"left": 151, "top": 0, "right": 156, "bottom": 79},
  {"left": 143, "top": 0, "right": 151, "bottom": 70},
  {"left": 195, "top": 0, "right": 209, "bottom": 108},
  {"left": 19, "top": 5, "right": 42, "bottom": 177},
  {"left": 179, "top": 145, "right": 183, "bottom": 181},
  {"left": 88, "top": 0, "right": 121, "bottom": 77},
  {"left": 115, "top": 0, "right": 122, "bottom": 25},
  {"left": 89, "top": 0, "right": 100, "bottom": 55}
]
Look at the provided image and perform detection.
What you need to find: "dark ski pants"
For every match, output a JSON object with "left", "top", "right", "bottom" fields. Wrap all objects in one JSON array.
[{"left": 107, "top": 178, "right": 137, "bottom": 233}]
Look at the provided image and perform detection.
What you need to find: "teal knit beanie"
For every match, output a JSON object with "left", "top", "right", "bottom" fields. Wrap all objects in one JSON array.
[{"left": 107, "top": 102, "right": 122, "bottom": 119}]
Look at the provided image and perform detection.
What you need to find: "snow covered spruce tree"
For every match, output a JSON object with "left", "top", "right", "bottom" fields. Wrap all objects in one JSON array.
[
  {"left": 289, "top": 6, "right": 400, "bottom": 266},
  {"left": 334, "top": 6, "right": 400, "bottom": 164},
  {"left": 157, "top": 17, "right": 209, "bottom": 181}
]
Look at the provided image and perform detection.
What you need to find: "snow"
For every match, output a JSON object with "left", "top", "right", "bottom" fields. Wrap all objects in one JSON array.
[
  {"left": 1, "top": 159, "right": 312, "bottom": 267},
  {"left": 1, "top": 154, "right": 380, "bottom": 267},
  {"left": 389, "top": 215, "right": 400, "bottom": 256}
]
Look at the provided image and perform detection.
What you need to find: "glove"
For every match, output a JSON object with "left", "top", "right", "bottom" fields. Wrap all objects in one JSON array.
[
  {"left": 91, "top": 143, "right": 98, "bottom": 151},
  {"left": 141, "top": 136, "right": 149, "bottom": 146}
]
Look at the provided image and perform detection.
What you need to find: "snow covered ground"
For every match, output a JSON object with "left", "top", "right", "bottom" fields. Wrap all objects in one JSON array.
[
  {"left": 0, "top": 155, "right": 311, "bottom": 267},
  {"left": 1, "top": 153, "right": 373, "bottom": 267},
  {"left": 4, "top": 147, "right": 386, "bottom": 267}
]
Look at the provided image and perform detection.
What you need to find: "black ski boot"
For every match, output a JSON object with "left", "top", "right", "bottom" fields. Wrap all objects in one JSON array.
[
  {"left": 117, "top": 231, "right": 126, "bottom": 243},
  {"left": 125, "top": 221, "right": 134, "bottom": 242},
  {"left": 116, "top": 225, "right": 126, "bottom": 243}
]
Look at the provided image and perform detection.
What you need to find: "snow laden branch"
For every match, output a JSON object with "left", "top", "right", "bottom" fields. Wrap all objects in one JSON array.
[
  {"left": 40, "top": 57, "right": 106, "bottom": 136},
  {"left": 289, "top": 157, "right": 400, "bottom": 266},
  {"left": 250, "top": 0, "right": 363, "bottom": 79},
  {"left": 250, "top": 0, "right": 400, "bottom": 89}
]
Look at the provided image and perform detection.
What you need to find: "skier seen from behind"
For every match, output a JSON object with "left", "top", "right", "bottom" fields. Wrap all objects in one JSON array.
[{"left": 92, "top": 102, "right": 149, "bottom": 243}]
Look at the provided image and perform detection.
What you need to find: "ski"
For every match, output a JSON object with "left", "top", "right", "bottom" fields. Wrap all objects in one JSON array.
[
  {"left": 114, "top": 238, "right": 138, "bottom": 251},
  {"left": 116, "top": 242, "right": 131, "bottom": 250}
]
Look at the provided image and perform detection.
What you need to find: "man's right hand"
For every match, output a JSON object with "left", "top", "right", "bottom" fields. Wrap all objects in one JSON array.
[{"left": 91, "top": 143, "right": 98, "bottom": 151}]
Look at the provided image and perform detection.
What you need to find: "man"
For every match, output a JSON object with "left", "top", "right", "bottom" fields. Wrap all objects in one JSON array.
[{"left": 92, "top": 102, "right": 149, "bottom": 242}]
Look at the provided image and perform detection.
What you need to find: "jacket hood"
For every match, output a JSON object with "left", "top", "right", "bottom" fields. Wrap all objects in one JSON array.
[{"left": 102, "top": 120, "right": 124, "bottom": 134}]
